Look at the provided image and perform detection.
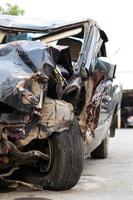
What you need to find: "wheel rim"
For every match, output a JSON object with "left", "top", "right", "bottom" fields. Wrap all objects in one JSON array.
[
  {"left": 23, "top": 137, "right": 54, "bottom": 174},
  {"left": 39, "top": 138, "right": 53, "bottom": 173}
]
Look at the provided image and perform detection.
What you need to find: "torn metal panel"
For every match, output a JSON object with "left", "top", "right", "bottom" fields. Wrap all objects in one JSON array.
[
  {"left": 39, "top": 97, "right": 74, "bottom": 133},
  {"left": 78, "top": 78, "right": 94, "bottom": 134},
  {"left": 17, "top": 127, "right": 40, "bottom": 147},
  {"left": 0, "top": 40, "right": 56, "bottom": 112},
  {"left": 78, "top": 66, "right": 111, "bottom": 138},
  {"left": 7, "top": 97, "right": 74, "bottom": 148},
  {"left": 74, "top": 21, "right": 103, "bottom": 75},
  {"left": 96, "top": 57, "right": 116, "bottom": 79}
]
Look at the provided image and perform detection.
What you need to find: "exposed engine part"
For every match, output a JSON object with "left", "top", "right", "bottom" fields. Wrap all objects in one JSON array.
[{"left": 8, "top": 141, "right": 49, "bottom": 165}]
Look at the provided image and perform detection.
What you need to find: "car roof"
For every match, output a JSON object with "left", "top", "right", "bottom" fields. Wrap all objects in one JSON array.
[
  {"left": 0, "top": 14, "right": 89, "bottom": 33},
  {"left": 0, "top": 15, "right": 108, "bottom": 43}
]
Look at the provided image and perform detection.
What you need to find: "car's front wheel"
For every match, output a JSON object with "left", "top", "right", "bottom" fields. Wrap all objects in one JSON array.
[{"left": 23, "top": 117, "right": 84, "bottom": 190}]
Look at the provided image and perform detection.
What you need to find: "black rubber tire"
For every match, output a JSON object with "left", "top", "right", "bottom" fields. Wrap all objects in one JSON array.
[
  {"left": 110, "top": 114, "right": 117, "bottom": 137},
  {"left": 25, "top": 117, "right": 84, "bottom": 191},
  {"left": 90, "top": 135, "right": 109, "bottom": 159}
]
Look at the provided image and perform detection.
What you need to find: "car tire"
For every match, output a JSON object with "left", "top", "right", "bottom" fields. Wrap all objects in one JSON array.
[
  {"left": 24, "top": 117, "right": 84, "bottom": 191},
  {"left": 90, "top": 135, "right": 109, "bottom": 159},
  {"left": 110, "top": 114, "right": 117, "bottom": 137}
]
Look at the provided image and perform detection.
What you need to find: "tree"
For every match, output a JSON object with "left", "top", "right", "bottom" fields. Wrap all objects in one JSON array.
[{"left": 0, "top": 3, "right": 24, "bottom": 16}]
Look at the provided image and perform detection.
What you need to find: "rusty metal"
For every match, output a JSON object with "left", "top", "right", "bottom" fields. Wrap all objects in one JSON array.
[
  {"left": 78, "top": 69, "right": 105, "bottom": 138},
  {"left": 17, "top": 127, "right": 40, "bottom": 147},
  {"left": 39, "top": 97, "right": 74, "bottom": 133},
  {"left": 8, "top": 141, "right": 49, "bottom": 164},
  {"left": 86, "top": 100, "right": 101, "bottom": 136},
  {"left": 16, "top": 97, "right": 74, "bottom": 146}
]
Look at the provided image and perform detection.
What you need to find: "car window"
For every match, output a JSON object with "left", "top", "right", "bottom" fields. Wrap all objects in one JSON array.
[{"left": 5, "top": 32, "right": 32, "bottom": 43}]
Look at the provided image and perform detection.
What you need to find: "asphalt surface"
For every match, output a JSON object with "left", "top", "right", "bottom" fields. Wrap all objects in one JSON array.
[{"left": 1, "top": 129, "right": 133, "bottom": 200}]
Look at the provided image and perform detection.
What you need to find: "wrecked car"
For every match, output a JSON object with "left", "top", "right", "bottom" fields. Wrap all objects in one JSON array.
[{"left": 0, "top": 15, "right": 122, "bottom": 190}]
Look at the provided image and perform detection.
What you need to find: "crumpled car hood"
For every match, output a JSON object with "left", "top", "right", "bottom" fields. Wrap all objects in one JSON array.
[{"left": 0, "top": 40, "right": 56, "bottom": 112}]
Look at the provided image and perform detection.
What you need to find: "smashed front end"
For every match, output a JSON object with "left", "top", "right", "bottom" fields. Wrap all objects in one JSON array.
[{"left": 0, "top": 40, "right": 74, "bottom": 189}]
